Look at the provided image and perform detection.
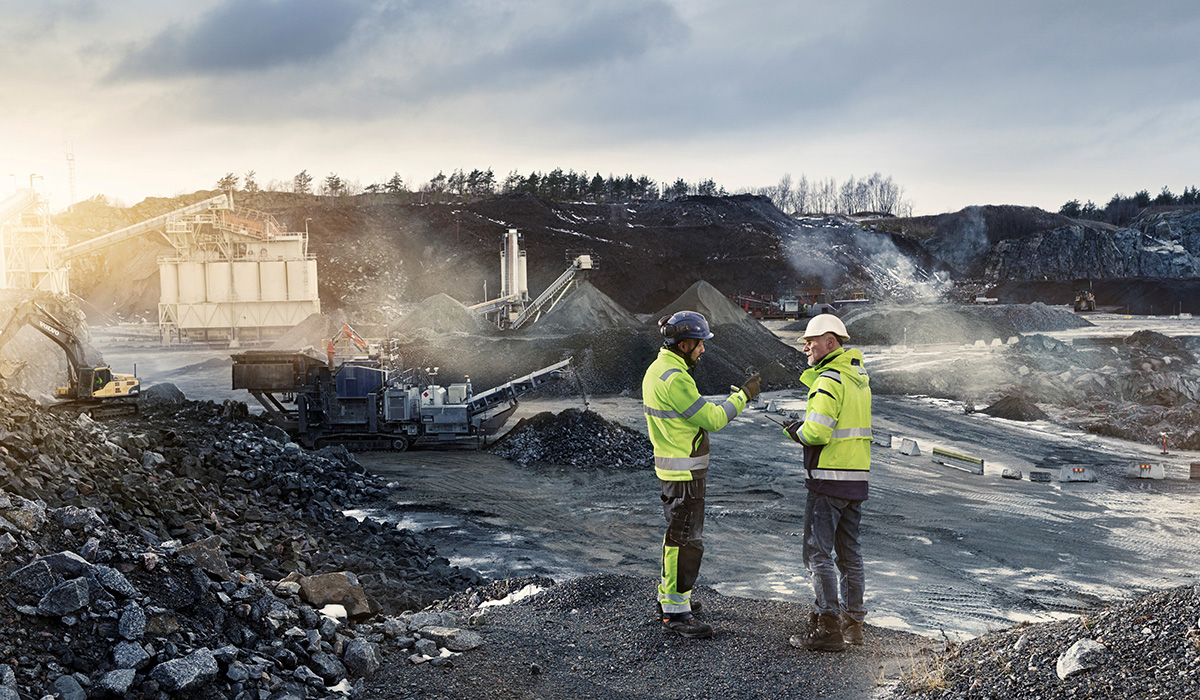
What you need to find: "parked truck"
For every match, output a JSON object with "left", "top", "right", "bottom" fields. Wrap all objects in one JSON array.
[{"left": 231, "top": 349, "right": 573, "bottom": 450}]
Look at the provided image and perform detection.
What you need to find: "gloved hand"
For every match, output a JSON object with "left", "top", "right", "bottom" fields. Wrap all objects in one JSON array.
[
  {"left": 783, "top": 420, "right": 803, "bottom": 443},
  {"left": 740, "top": 373, "right": 761, "bottom": 401}
]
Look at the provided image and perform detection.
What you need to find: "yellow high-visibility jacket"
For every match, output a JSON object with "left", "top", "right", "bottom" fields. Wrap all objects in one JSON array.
[
  {"left": 643, "top": 348, "right": 748, "bottom": 481},
  {"left": 784, "top": 347, "right": 872, "bottom": 500}
]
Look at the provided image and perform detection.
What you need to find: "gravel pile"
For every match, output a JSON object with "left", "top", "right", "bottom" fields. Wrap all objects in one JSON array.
[
  {"left": 268, "top": 310, "right": 350, "bottom": 352},
  {"left": 982, "top": 394, "right": 1049, "bottom": 421},
  {"left": 487, "top": 408, "right": 652, "bottom": 468},
  {"left": 654, "top": 280, "right": 758, "bottom": 327},
  {"left": 889, "top": 584, "right": 1200, "bottom": 700},
  {"left": 526, "top": 280, "right": 643, "bottom": 335},
  {"left": 391, "top": 293, "right": 496, "bottom": 337},
  {"left": 838, "top": 303, "right": 1091, "bottom": 346},
  {"left": 0, "top": 386, "right": 482, "bottom": 699}
]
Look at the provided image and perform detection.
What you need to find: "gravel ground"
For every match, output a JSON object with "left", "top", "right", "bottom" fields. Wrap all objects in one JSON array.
[{"left": 360, "top": 573, "right": 934, "bottom": 700}]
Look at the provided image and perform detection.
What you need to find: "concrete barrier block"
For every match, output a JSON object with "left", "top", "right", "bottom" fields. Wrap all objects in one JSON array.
[
  {"left": 1029, "top": 470, "right": 1051, "bottom": 482},
  {"left": 1127, "top": 463, "right": 1165, "bottom": 480},
  {"left": 899, "top": 438, "right": 920, "bottom": 456},
  {"left": 931, "top": 446, "right": 984, "bottom": 475},
  {"left": 1059, "top": 466, "right": 1097, "bottom": 483},
  {"left": 1001, "top": 468, "right": 1022, "bottom": 480},
  {"left": 871, "top": 432, "right": 893, "bottom": 448}
]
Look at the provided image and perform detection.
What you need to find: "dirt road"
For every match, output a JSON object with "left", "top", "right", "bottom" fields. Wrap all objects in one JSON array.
[{"left": 359, "top": 391, "right": 1200, "bottom": 640}]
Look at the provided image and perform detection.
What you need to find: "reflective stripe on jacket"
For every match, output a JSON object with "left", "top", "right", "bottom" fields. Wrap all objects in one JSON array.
[
  {"left": 643, "top": 347, "right": 747, "bottom": 481},
  {"left": 783, "top": 347, "right": 872, "bottom": 500}
]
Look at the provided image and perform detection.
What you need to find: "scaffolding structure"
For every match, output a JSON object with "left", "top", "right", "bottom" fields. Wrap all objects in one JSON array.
[{"left": 0, "top": 189, "right": 70, "bottom": 294}]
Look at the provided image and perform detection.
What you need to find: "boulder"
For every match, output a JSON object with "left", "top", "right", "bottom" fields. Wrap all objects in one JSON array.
[
  {"left": 176, "top": 535, "right": 234, "bottom": 581},
  {"left": 37, "top": 578, "right": 89, "bottom": 616},
  {"left": 1056, "top": 638, "right": 1108, "bottom": 680},
  {"left": 297, "top": 571, "right": 373, "bottom": 620},
  {"left": 149, "top": 648, "right": 219, "bottom": 692}
]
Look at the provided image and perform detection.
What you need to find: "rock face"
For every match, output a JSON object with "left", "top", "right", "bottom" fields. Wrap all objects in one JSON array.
[{"left": 982, "top": 210, "right": 1200, "bottom": 282}]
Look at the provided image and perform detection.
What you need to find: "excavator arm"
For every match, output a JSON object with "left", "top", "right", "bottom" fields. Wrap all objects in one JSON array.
[{"left": 0, "top": 301, "right": 88, "bottom": 388}]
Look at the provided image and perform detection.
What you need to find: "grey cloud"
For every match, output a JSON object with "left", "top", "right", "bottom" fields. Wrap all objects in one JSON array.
[{"left": 112, "top": 0, "right": 372, "bottom": 79}]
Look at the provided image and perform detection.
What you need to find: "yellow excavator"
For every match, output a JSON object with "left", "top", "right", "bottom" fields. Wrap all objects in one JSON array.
[{"left": 0, "top": 300, "right": 140, "bottom": 417}]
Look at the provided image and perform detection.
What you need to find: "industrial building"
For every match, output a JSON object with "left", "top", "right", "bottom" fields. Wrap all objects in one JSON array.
[
  {"left": 2, "top": 190, "right": 320, "bottom": 345},
  {"left": 0, "top": 188, "right": 70, "bottom": 294}
]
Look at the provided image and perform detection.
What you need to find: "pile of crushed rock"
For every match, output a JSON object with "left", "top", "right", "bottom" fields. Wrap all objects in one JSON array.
[
  {"left": 523, "top": 280, "right": 642, "bottom": 335},
  {"left": 835, "top": 302, "right": 1092, "bottom": 346},
  {"left": 487, "top": 408, "right": 652, "bottom": 468},
  {"left": 0, "top": 385, "right": 483, "bottom": 699},
  {"left": 391, "top": 293, "right": 496, "bottom": 337},
  {"left": 889, "top": 583, "right": 1200, "bottom": 700}
]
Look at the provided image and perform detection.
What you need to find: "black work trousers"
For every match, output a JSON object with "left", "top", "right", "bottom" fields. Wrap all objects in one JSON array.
[{"left": 658, "top": 477, "right": 706, "bottom": 614}]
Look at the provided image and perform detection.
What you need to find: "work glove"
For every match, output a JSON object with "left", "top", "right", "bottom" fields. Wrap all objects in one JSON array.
[
  {"left": 783, "top": 420, "right": 804, "bottom": 443},
  {"left": 740, "top": 373, "right": 761, "bottom": 401}
]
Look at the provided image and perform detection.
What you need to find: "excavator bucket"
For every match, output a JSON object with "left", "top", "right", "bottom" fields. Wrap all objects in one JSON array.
[{"left": 0, "top": 359, "right": 26, "bottom": 379}]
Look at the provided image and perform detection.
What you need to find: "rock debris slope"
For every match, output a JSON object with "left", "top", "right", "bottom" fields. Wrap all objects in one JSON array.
[
  {"left": 0, "top": 385, "right": 482, "bottom": 699},
  {"left": 887, "top": 584, "right": 1200, "bottom": 700}
]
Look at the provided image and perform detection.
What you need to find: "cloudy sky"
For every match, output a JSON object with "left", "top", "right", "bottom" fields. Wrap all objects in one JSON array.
[{"left": 2, "top": 0, "right": 1198, "bottom": 215}]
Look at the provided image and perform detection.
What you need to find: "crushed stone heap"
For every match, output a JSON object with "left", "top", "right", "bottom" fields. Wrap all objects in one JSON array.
[
  {"left": 892, "top": 583, "right": 1200, "bottom": 700},
  {"left": 838, "top": 302, "right": 1092, "bottom": 346},
  {"left": 488, "top": 408, "right": 652, "bottom": 468},
  {"left": 391, "top": 293, "right": 495, "bottom": 337},
  {"left": 982, "top": 393, "right": 1049, "bottom": 422},
  {"left": 525, "top": 280, "right": 643, "bottom": 335},
  {"left": 653, "top": 280, "right": 757, "bottom": 328},
  {"left": 268, "top": 309, "right": 350, "bottom": 352},
  {"left": 0, "top": 388, "right": 483, "bottom": 699}
]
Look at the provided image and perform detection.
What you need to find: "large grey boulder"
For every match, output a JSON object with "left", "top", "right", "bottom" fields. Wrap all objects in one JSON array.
[
  {"left": 149, "top": 648, "right": 219, "bottom": 692},
  {"left": 37, "top": 578, "right": 89, "bottom": 616},
  {"left": 120, "top": 603, "right": 146, "bottom": 640},
  {"left": 112, "top": 641, "right": 151, "bottom": 670},
  {"left": 99, "top": 669, "right": 136, "bottom": 695},
  {"left": 92, "top": 564, "right": 138, "bottom": 598},
  {"left": 1056, "top": 638, "right": 1108, "bottom": 680},
  {"left": 421, "top": 626, "right": 483, "bottom": 651},
  {"left": 342, "top": 638, "right": 382, "bottom": 678},
  {"left": 176, "top": 535, "right": 234, "bottom": 581},
  {"left": 309, "top": 651, "right": 347, "bottom": 683}
]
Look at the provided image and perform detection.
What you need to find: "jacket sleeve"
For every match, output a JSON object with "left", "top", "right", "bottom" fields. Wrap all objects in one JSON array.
[
  {"left": 665, "top": 373, "right": 747, "bottom": 431},
  {"left": 798, "top": 371, "right": 843, "bottom": 446}
]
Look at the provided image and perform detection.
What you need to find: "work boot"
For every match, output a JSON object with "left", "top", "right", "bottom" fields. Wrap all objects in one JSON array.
[
  {"left": 841, "top": 613, "right": 864, "bottom": 645},
  {"left": 789, "top": 613, "right": 846, "bottom": 652},
  {"left": 661, "top": 613, "right": 713, "bottom": 639}
]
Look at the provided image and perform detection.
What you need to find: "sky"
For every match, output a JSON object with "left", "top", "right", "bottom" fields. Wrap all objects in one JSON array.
[{"left": 2, "top": 0, "right": 1198, "bottom": 216}]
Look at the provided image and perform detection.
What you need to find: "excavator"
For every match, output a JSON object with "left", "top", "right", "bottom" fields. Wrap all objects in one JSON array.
[{"left": 0, "top": 300, "right": 140, "bottom": 417}]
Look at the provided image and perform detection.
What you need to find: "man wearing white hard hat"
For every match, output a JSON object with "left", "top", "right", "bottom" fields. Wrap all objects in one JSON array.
[{"left": 782, "top": 313, "right": 872, "bottom": 652}]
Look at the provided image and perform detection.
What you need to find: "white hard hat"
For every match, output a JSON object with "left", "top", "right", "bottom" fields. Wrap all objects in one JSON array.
[{"left": 802, "top": 314, "right": 849, "bottom": 342}]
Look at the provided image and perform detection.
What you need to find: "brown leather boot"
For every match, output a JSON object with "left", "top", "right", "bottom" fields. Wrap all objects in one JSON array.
[
  {"left": 841, "top": 613, "right": 864, "bottom": 645},
  {"left": 789, "top": 613, "right": 846, "bottom": 652}
]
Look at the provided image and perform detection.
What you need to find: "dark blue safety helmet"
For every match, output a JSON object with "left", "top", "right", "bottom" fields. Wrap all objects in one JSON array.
[{"left": 658, "top": 310, "right": 714, "bottom": 346}]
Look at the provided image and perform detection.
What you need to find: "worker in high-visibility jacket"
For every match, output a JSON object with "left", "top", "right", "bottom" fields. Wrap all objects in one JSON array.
[
  {"left": 643, "top": 310, "right": 759, "bottom": 639},
  {"left": 783, "top": 313, "right": 871, "bottom": 652}
]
